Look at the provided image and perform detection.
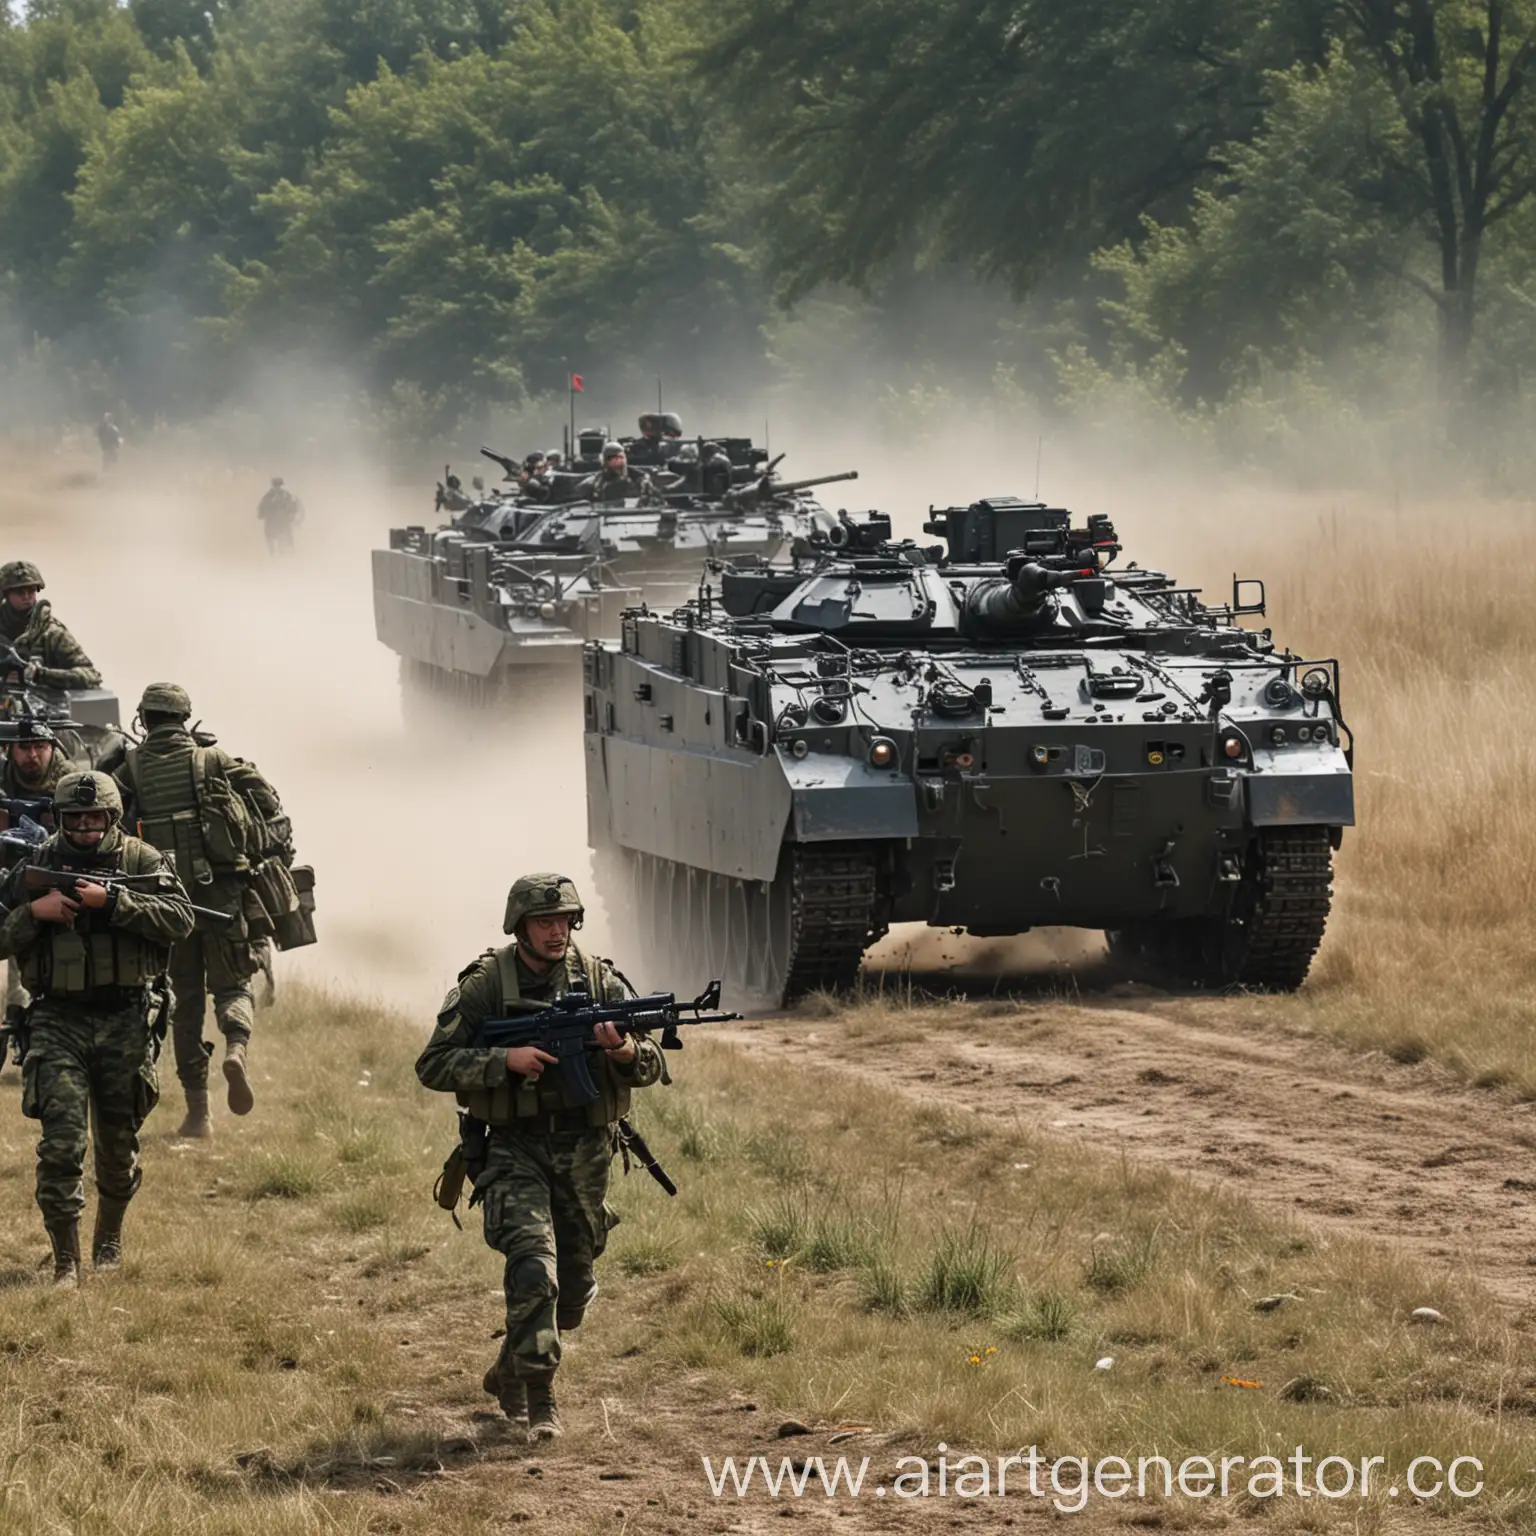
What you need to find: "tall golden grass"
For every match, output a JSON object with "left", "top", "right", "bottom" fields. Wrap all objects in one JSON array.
[{"left": 1244, "top": 505, "right": 1536, "bottom": 1089}]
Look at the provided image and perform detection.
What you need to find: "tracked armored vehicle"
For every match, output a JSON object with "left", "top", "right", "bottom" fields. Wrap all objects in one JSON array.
[
  {"left": 373, "top": 450, "right": 857, "bottom": 711},
  {"left": 583, "top": 497, "right": 1354, "bottom": 1003}
]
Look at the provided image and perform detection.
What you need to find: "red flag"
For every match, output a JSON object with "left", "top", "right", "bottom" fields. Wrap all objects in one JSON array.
[{"left": 570, "top": 374, "right": 584, "bottom": 393}]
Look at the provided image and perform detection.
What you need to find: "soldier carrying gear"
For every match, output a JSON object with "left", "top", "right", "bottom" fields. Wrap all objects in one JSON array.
[
  {"left": 0, "top": 771, "right": 193, "bottom": 1285},
  {"left": 257, "top": 476, "right": 304, "bottom": 555},
  {"left": 0, "top": 711, "right": 73, "bottom": 1032},
  {"left": 417, "top": 871, "right": 666, "bottom": 1444},
  {"left": 116, "top": 682, "right": 300, "bottom": 1137},
  {"left": 0, "top": 561, "right": 103, "bottom": 696},
  {"left": 578, "top": 444, "right": 655, "bottom": 505}
]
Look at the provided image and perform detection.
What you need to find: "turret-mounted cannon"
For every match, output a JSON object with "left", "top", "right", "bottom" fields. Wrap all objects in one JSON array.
[{"left": 724, "top": 468, "right": 860, "bottom": 512}]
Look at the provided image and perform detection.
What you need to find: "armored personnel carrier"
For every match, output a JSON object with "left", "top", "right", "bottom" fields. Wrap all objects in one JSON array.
[
  {"left": 373, "top": 441, "right": 858, "bottom": 711},
  {"left": 583, "top": 497, "right": 1354, "bottom": 1003}
]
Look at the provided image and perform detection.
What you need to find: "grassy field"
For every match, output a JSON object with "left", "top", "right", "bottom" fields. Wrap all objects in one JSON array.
[
  {"left": 0, "top": 983, "right": 1524, "bottom": 1533},
  {"left": 1224, "top": 506, "right": 1536, "bottom": 1094}
]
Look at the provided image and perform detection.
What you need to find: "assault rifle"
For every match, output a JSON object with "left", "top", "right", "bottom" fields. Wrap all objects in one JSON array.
[
  {"left": 22, "top": 866, "right": 237, "bottom": 927},
  {"left": 477, "top": 979, "right": 738, "bottom": 1104}
]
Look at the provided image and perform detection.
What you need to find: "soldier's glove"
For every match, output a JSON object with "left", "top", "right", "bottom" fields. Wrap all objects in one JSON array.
[{"left": 22, "top": 661, "right": 37, "bottom": 684}]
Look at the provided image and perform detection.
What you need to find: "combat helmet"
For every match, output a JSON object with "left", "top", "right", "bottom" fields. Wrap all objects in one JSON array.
[
  {"left": 0, "top": 712, "right": 59, "bottom": 746},
  {"left": 504, "top": 873, "right": 585, "bottom": 935},
  {"left": 0, "top": 561, "right": 44, "bottom": 593},
  {"left": 54, "top": 770, "right": 122, "bottom": 825},
  {"left": 139, "top": 682, "right": 192, "bottom": 718}
]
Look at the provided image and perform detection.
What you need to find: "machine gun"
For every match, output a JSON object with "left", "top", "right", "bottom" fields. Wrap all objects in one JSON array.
[
  {"left": 964, "top": 560, "right": 1099, "bottom": 633},
  {"left": 476, "top": 980, "right": 738, "bottom": 1104},
  {"left": 480, "top": 445, "right": 519, "bottom": 481},
  {"left": 22, "top": 866, "right": 237, "bottom": 926},
  {"left": 725, "top": 469, "right": 860, "bottom": 512}
]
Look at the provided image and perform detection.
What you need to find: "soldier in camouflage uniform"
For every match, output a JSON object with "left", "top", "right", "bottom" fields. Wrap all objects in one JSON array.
[
  {"left": 115, "top": 683, "right": 284, "bottom": 1136},
  {"left": 1, "top": 715, "right": 74, "bottom": 1027},
  {"left": 416, "top": 873, "right": 665, "bottom": 1442},
  {"left": 0, "top": 772, "right": 193, "bottom": 1285},
  {"left": 0, "top": 562, "right": 102, "bottom": 693}
]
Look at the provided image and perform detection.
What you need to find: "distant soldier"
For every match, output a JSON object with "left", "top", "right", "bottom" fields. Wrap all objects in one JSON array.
[
  {"left": 578, "top": 444, "right": 655, "bottom": 504},
  {"left": 416, "top": 874, "right": 666, "bottom": 1441},
  {"left": 0, "top": 562, "right": 102, "bottom": 694},
  {"left": 0, "top": 771, "right": 193, "bottom": 1284},
  {"left": 96, "top": 414, "right": 122, "bottom": 472},
  {"left": 257, "top": 477, "right": 303, "bottom": 555},
  {"left": 116, "top": 683, "right": 291, "bottom": 1136},
  {"left": 700, "top": 443, "right": 734, "bottom": 499}
]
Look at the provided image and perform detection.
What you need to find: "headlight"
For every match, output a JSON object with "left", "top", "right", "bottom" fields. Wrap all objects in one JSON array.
[
  {"left": 1296, "top": 725, "right": 1312, "bottom": 743},
  {"left": 539, "top": 601, "right": 557, "bottom": 620},
  {"left": 1270, "top": 726, "right": 1286, "bottom": 747},
  {"left": 869, "top": 738, "right": 897, "bottom": 769},
  {"left": 1223, "top": 735, "right": 1244, "bottom": 759},
  {"left": 789, "top": 739, "right": 809, "bottom": 760},
  {"left": 1301, "top": 667, "right": 1331, "bottom": 699}
]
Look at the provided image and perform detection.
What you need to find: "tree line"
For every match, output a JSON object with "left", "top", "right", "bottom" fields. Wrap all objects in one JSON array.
[{"left": 5, "top": 0, "right": 1536, "bottom": 454}]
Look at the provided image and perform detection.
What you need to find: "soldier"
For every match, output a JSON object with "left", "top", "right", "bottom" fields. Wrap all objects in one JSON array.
[
  {"left": 700, "top": 443, "right": 734, "bottom": 500},
  {"left": 1, "top": 715, "right": 74, "bottom": 1028},
  {"left": 578, "top": 444, "right": 655, "bottom": 504},
  {"left": 0, "top": 772, "right": 193, "bottom": 1284},
  {"left": 257, "top": 477, "right": 303, "bottom": 554},
  {"left": 0, "top": 562, "right": 102, "bottom": 694},
  {"left": 416, "top": 874, "right": 665, "bottom": 1442},
  {"left": 115, "top": 683, "right": 285, "bottom": 1136},
  {"left": 97, "top": 414, "right": 122, "bottom": 471}
]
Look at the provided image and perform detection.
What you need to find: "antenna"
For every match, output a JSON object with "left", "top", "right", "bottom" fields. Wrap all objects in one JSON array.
[
  {"left": 1034, "top": 435, "right": 1044, "bottom": 500},
  {"left": 657, "top": 377, "right": 663, "bottom": 412}
]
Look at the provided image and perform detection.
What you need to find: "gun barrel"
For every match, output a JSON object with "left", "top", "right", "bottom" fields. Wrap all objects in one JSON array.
[
  {"left": 774, "top": 470, "right": 860, "bottom": 495},
  {"left": 480, "top": 446, "right": 518, "bottom": 477}
]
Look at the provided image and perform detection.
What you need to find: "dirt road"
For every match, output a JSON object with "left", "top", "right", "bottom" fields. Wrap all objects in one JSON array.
[{"left": 724, "top": 985, "right": 1536, "bottom": 1309}]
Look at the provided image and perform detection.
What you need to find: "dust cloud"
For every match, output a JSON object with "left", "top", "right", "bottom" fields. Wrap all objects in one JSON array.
[
  {"left": 3, "top": 442, "right": 592, "bottom": 1016},
  {"left": 0, "top": 395, "right": 1394, "bottom": 1017}
]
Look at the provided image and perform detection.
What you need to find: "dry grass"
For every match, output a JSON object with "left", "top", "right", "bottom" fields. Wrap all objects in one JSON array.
[
  {"left": 0, "top": 983, "right": 1526, "bottom": 1530},
  {"left": 1223, "top": 506, "right": 1536, "bottom": 1092}
]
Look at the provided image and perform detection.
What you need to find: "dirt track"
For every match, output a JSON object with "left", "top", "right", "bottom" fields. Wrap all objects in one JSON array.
[{"left": 724, "top": 987, "right": 1536, "bottom": 1308}]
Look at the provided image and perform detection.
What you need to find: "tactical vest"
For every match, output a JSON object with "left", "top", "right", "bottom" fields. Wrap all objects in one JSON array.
[
  {"left": 458, "top": 942, "right": 631, "bottom": 1130},
  {"left": 22, "top": 834, "right": 173, "bottom": 995},
  {"left": 122, "top": 730, "right": 250, "bottom": 886}
]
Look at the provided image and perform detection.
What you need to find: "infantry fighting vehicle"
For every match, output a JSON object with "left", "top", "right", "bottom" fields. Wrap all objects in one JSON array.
[
  {"left": 373, "top": 445, "right": 858, "bottom": 710},
  {"left": 583, "top": 497, "right": 1354, "bottom": 1003}
]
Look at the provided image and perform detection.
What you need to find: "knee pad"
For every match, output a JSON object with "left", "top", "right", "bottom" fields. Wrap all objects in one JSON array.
[
  {"left": 556, "top": 1279, "right": 597, "bottom": 1332},
  {"left": 509, "top": 1255, "right": 556, "bottom": 1304}
]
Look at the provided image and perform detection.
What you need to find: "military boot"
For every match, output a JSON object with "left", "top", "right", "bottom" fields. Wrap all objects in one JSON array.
[
  {"left": 525, "top": 1374, "right": 562, "bottom": 1442},
  {"left": 176, "top": 1087, "right": 212, "bottom": 1139},
  {"left": 222, "top": 1037, "right": 254, "bottom": 1116},
  {"left": 92, "top": 1196, "right": 129, "bottom": 1270},
  {"left": 45, "top": 1220, "right": 80, "bottom": 1289},
  {"left": 483, "top": 1351, "right": 529, "bottom": 1426}
]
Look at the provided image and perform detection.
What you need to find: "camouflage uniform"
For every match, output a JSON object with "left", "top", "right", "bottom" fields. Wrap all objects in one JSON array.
[
  {"left": 0, "top": 562, "right": 101, "bottom": 693},
  {"left": 1, "top": 730, "right": 72, "bottom": 1023},
  {"left": 116, "top": 684, "right": 282, "bottom": 1129},
  {"left": 0, "top": 773, "right": 193, "bottom": 1281},
  {"left": 416, "top": 874, "right": 665, "bottom": 1432}
]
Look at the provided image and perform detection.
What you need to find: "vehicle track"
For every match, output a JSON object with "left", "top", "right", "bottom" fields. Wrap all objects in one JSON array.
[{"left": 722, "top": 992, "right": 1536, "bottom": 1307}]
